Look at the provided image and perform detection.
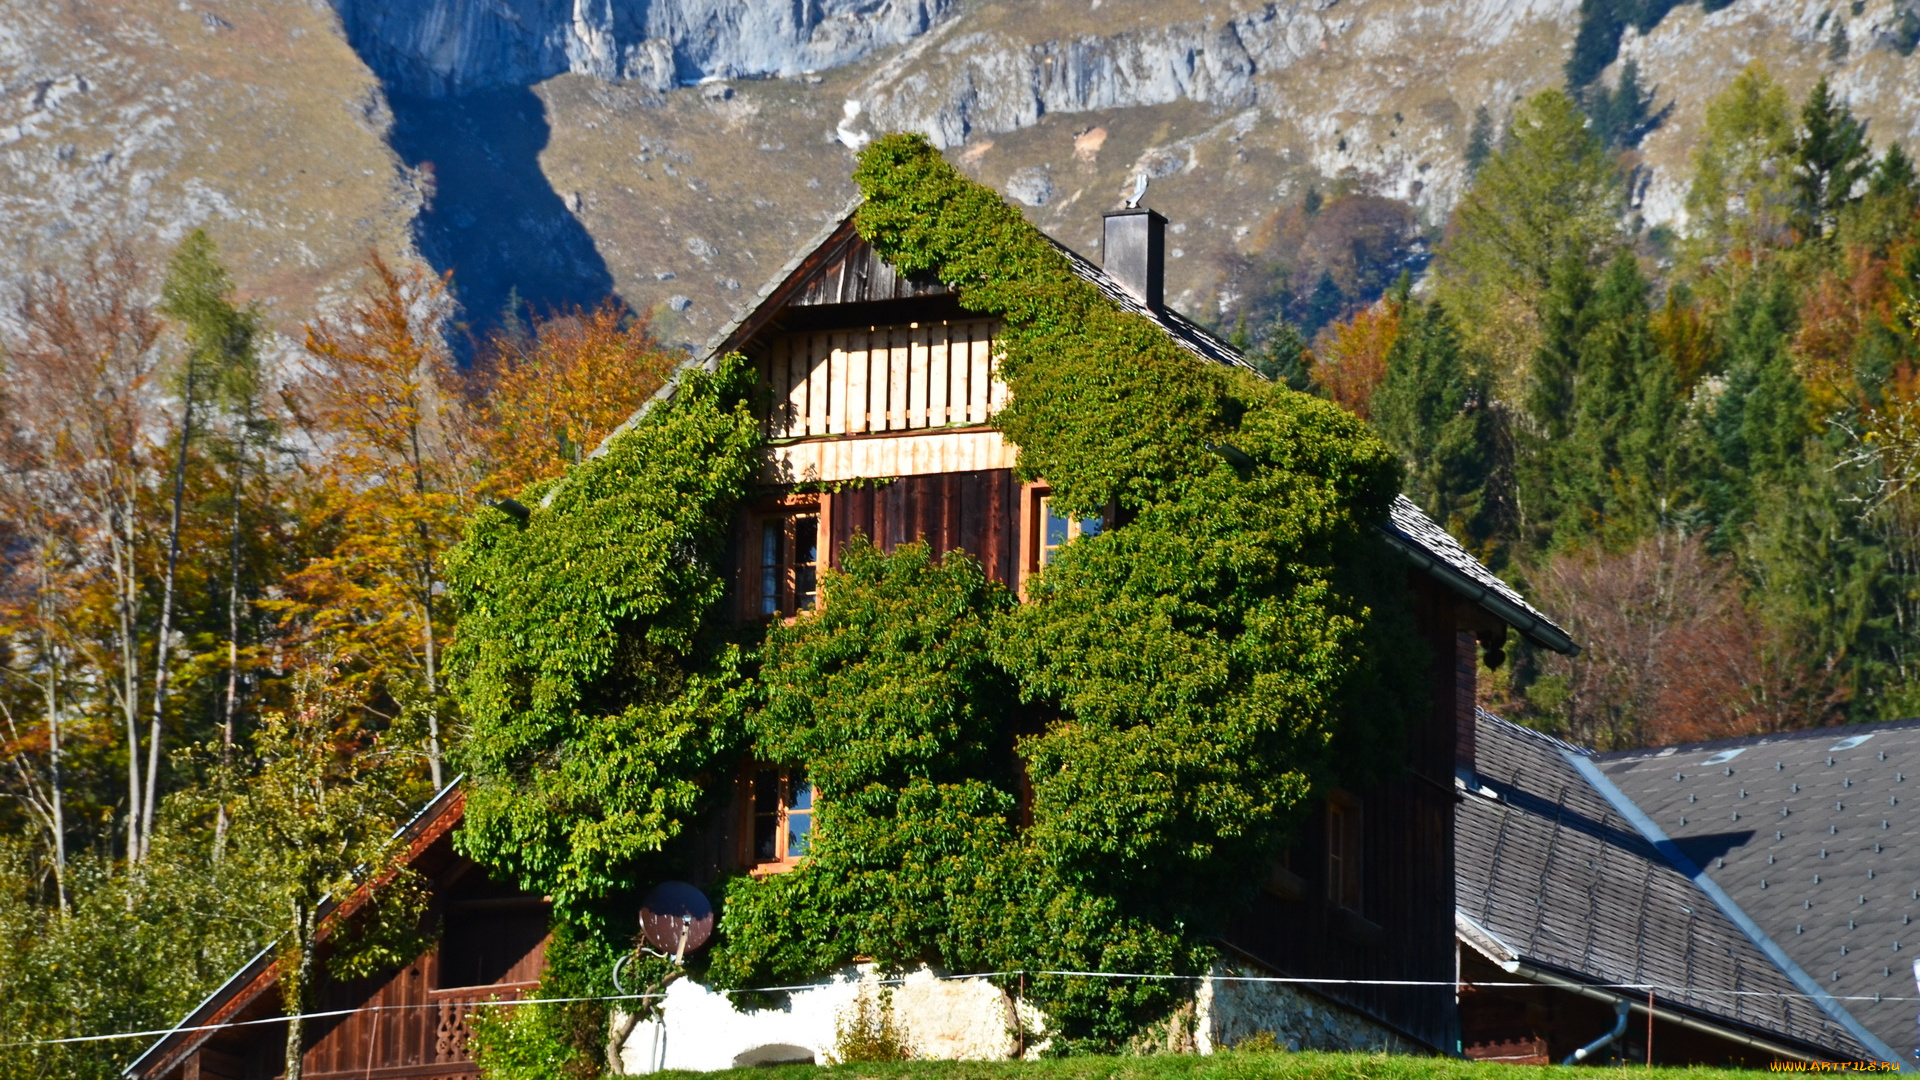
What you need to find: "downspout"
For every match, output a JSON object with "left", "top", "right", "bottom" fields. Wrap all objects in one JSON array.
[{"left": 1562, "top": 1000, "right": 1630, "bottom": 1065}]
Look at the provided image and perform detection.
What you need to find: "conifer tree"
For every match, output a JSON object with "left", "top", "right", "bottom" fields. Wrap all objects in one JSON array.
[
  {"left": 1370, "top": 298, "right": 1497, "bottom": 545},
  {"left": 1568, "top": 252, "right": 1680, "bottom": 539},
  {"left": 1248, "top": 317, "right": 1314, "bottom": 392},
  {"left": 1790, "top": 78, "right": 1871, "bottom": 241},
  {"left": 1707, "top": 276, "right": 1809, "bottom": 538},
  {"left": 1437, "top": 88, "right": 1621, "bottom": 386}
]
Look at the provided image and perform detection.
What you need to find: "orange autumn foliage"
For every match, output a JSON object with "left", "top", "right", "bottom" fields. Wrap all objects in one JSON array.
[
  {"left": 469, "top": 300, "right": 679, "bottom": 500},
  {"left": 1314, "top": 299, "right": 1400, "bottom": 419},
  {"left": 281, "top": 254, "right": 471, "bottom": 785}
]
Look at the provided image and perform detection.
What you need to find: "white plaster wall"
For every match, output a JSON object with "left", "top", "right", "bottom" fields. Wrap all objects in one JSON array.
[
  {"left": 620, "top": 960, "right": 1420, "bottom": 1072},
  {"left": 617, "top": 964, "right": 1020, "bottom": 1073}
]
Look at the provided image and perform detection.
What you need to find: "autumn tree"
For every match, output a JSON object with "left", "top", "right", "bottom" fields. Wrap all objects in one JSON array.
[
  {"left": 1503, "top": 532, "right": 1792, "bottom": 748},
  {"left": 289, "top": 255, "right": 470, "bottom": 789},
  {"left": 1686, "top": 63, "right": 1796, "bottom": 261},
  {"left": 1313, "top": 298, "right": 1401, "bottom": 419},
  {"left": 0, "top": 247, "right": 165, "bottom": 861},
  {"left": 469, "top": 299, "right": 679, "bottom": 500}
]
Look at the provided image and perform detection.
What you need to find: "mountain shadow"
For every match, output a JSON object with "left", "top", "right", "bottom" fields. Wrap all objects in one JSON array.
[{"left": 387, "top": 88, "right": 619, "bottom": 345}]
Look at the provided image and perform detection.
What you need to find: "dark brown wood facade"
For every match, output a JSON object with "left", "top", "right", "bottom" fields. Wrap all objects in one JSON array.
[
  {"left": 1220, "top": 575, "right": 1475, "bottom": 1052},
  {"left": 133, "top": 789, "right": 550, "bottom": 1080}
]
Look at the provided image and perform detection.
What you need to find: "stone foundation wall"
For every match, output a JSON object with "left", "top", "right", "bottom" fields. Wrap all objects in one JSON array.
[
  {"left": 618, "top": 959, "right": 1425, "bottom": 1073},
  {"left": 1195, "top": 961, "right": 1429, "bottom": 1055}
]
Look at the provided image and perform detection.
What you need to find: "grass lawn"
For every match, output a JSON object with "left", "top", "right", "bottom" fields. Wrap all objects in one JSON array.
[{"left": 653, "top": 1050, "right": 1776, "bottom": 1080}]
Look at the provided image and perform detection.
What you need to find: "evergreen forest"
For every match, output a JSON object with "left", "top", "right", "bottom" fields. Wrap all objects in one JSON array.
[{"left": 3, "top": 59, "right": 1920, "bottom": 1077}]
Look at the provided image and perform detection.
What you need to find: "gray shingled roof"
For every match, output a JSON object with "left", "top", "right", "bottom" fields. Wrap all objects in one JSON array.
[
  {"left": 1599, "top": 721, "right": 1920, "bottom": 1064},
  {"left": 1460, "top": 711, "right": 1873, "bottom": 1059}
]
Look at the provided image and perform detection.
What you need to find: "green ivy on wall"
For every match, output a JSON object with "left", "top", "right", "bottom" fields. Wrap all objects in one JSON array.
[{"left": 445, "top": 133, "right": 1427, "bottom": 1065}]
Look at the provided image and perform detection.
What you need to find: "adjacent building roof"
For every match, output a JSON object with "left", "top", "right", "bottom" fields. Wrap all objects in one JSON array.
[
  {"left": 1458, "top": 711, "right": 1877, "bottom": 1061},
  {"left": 1599, "top": 720, "right": 1920, "bottom": 1064}
]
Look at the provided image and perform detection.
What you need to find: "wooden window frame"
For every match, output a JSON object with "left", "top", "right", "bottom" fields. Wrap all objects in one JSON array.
[
  {"left": 1326, "top": 790, "right": 1363, "bottom": 913},
  {"left": 741, "top": 764, "right": 814, "bottom": 877},
  {"left": 1018, "top": 483, "right": 1108, "bottom": 596},
  {"left": 742, "top": 497, "right": 823, "bottom": 621}
]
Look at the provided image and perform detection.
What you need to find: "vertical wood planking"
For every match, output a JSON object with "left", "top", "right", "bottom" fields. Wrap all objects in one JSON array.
[
  {"left": 928, "top": 325, "right": 951, "bottom": 426},
  {"left": 845, "top": 330, "right": 868, "bottom": 434},
  {"left": 761, "top": 320, "right": 1001, "bottom": 439},
  {"left": 908, "top": 326, "right": 930, "bottom": 428},
  {"left": 868, "top": 328, "right": 889, "bottom": 432},
  {"left": 967, "top": 324, "right": 990, "bottom": 424},
  {"left": 807, "top": 333, "right": 829, "bottom": 437},
  {"left": 888, "top": 329, "right": 909, "bottom": 430},
  {"left": 829, "top": 333, "right": 850, "bottom": 436}
]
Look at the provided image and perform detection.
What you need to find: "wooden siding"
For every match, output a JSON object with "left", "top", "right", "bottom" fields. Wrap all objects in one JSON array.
[
  {"left": 756, "top": 321, "right": 1005, "bottom": 440},
  {"left": 787, "top": 233, "right": 956, "bottom": 308},
  {"left": 828, "top": 471, "right": 1020, "bottom": 586},
  {"left": 1220, "top": 574, "right": 1466, "bottom": 1051},
  {"left": 762, "top": 429, "right": 1018, "bottom": 484}
]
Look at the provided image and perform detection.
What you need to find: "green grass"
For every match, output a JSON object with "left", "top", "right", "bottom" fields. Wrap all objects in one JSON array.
[{"left": 654, "top": 1050, "right": 1772, "bottom": 1080}]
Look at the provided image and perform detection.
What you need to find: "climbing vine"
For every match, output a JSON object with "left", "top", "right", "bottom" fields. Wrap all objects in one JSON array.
[{"left": 445, "top": 134, "right": 1426, "bottom": 1065}]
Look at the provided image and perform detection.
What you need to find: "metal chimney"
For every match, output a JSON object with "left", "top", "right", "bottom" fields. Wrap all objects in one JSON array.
[{"left": 1101, "top": 207, "right": 1166, "bottom": 312}]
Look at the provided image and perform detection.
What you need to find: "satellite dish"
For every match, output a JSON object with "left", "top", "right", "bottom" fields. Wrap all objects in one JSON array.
[
  {"left": 1124, "top": 173, "right": 1148, "bottom": 209},
  {"left": 638, "top": 881, "right": 714, "bottom": 961}
]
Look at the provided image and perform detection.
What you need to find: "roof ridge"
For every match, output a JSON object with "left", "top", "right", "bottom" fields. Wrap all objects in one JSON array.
[
  {"left": 1594, "top": 716, "right": 1920, "bottom": 761},
  {"left": 1476, "top": 708, "right": 1591, "bottom": 757}
]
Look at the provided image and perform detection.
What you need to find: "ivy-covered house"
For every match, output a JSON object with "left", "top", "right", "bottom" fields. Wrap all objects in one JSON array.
[{"left": 129, "top": 137, "right": 1583, "bottom": 1079}]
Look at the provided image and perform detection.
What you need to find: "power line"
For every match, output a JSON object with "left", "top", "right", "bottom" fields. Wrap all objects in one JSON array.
[{"left": 8, "top": 970, "right": 1913, "bottom": 1051}]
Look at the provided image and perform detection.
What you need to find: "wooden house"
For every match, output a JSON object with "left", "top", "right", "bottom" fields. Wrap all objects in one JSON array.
[{"left": 129, "top": 201, "right": 1585, "bottom": 1077}]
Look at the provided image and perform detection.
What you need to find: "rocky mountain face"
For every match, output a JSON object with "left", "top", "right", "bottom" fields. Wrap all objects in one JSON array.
[
  {"left": 333, "top": 0, "right": 954, "bottom": 95},
  {"left": 2, "top": 0, "right": 1917, "bottom": 352}
]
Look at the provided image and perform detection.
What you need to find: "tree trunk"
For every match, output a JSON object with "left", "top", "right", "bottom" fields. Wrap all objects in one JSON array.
[
  {"left": 33, "top": 553, "right": 69, "bottom": 913},
  {"left": 108, "top": 498, "right": 144, "bottom": 862},
  {"left": 144, "top": 361, "right": 197, "bottom": 854},
  {"left": 409, "top": 422, "right": 444, "bottom": 791},
  {"left": 283, "top": 900, "right": 317, "bottom": 1080},
  {"left": 215, "top": 450, "right": 244, "bottom": 856}
]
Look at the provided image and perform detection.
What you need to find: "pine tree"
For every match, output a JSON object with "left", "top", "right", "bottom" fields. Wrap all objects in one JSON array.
[
  {"left": 1790, "top": 78, "right": 1871, "bottom": 240},
  {"left": 1436, "top": 88, "right": 1622, "bottom": 388},
  {"left": 1370, "top": 298, "right": 1497, "bottom": 545},
  {"left": 1706, "top": 275, "right": 1810, "bottom": 538},
  {"left": 1464, "top": 106, "right": 1496, "bottom": 177},
  {"left": 1568, "top": 252, "right": 1680, "bottom": 539},
  {"left": 1248, "top": 317, "right": 1314, "bottom": 392}
]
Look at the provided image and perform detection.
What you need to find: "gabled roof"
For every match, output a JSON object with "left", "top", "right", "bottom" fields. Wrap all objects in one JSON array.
[
  {"left": 1458, "top": 711, "right": 1879, "bottom": 1062},
  {"left": 124, "top": 782, "right": 469, "bottom": 1080},
  {"left": 1599, "top": 719, "right": 1920, "bottom": 1064},
  {"left": 569, "top": 203, "right": 1573, "bottom": 654}
]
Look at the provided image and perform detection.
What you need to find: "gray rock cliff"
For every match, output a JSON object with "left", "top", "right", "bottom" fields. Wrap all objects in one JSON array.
[{"left": 335, "top": 0, "right": 954, "bottom": 95}]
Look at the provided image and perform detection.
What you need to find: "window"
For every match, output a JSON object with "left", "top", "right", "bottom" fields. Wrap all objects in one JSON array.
[
  {"left": 754, "top": 511, "right": 819, "bottom": 617},
  {"left": 748, "top": 766, "right": 813, "bottom": 872},
  {"left": 1326, "top": 792, "right": 1363, "bottom": 911},
  {"left": 1036, "top": 494, "right": 1102, "bottom": 567}
]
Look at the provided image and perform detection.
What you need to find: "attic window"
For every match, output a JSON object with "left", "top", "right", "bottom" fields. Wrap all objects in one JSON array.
[
  {"left": 1327, "top": 791, "right": 1363, "bottom": 913},
  {"left": 748, "top": 766, "right": 813, "bottom": 874}
]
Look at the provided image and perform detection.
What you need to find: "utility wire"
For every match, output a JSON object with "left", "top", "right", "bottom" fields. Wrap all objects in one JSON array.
[{"left": 9, "top": 970, "right": 1912, "bottom": 1050}]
